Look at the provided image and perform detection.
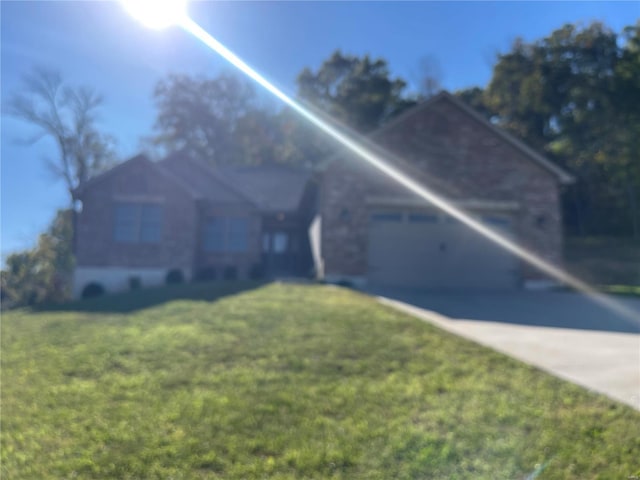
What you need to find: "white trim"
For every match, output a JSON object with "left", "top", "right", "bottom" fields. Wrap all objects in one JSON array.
[{"left": 308, "top": 215, "right": 323, "bottom": 278}]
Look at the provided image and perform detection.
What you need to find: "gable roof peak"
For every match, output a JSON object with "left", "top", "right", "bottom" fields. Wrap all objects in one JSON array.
[
  {"left": 72, "top": 152, "right": 152, "bottom": 198},
  {"left": 368, "top": 89, "right": 574, "bottom": 184}
]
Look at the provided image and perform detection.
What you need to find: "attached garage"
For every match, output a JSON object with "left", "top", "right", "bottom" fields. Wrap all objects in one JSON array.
[
  {"left": 367, "top": 208, "right": 520, "bottom": 290},
  {"left": 318, "top": 91, "right": 574, "bottom": 290}
]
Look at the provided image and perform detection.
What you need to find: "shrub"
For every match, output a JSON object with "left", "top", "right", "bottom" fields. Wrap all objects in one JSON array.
[
  {"left": 81, "top": 282, "right": 105, "bottom": 299},
  {"left": 336, "top": 279, "right": 354, "bottom": 289},
  {"left": 165, "top": 269, "right": 184, "bottom": 285},
  {"left": 249, "top": 263, "right": 265, "bottom": 280},
  {"left": 128, "top": 276, "right": 142, "bottom": 291},
  {"left": 194, "top": 266, "right": 216, "bottom": 282},
  {"left": 223, "top": 265, "right": 238, "bottom": 280}
]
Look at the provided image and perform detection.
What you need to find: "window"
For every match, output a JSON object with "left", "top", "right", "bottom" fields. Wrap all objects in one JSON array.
[
  {"left": 204, "top": 218, "right": 225, "bottom": 252},
  {"left": 371, "top": 212, "right": 402, "bottom": 222},
  {"left": 483, "top": 215, "right": 511, "bottom": 228},
  {"left": 228, "top": 218, "right": 248, "bottom": 252},
  {"left": 272, "top": 232, "right": 288, "bottom": 253},
  {"left": 262, "top": 233, "right": 271, "bottom": 253},
  {"left": 114, "top": 203, "right": 162, "bottom": 243},
  {"left": 140, "top": 205, "right": 162, "bottom": 242},
  {"left": 203, "top": 217, "right": 249, "bottom": 253},
  {"left": 408, "top": 213, "right": 438, "bottom": 223}
]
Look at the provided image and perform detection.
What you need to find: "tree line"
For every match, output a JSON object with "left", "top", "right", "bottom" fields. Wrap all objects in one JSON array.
[{"left": 2, "top": 20, "right": 638, "bottom": 307}]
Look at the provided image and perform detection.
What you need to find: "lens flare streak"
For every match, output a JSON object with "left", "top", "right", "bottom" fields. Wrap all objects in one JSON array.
[{"left": 178, "top": 16, "right": 639, "bottom": 323}]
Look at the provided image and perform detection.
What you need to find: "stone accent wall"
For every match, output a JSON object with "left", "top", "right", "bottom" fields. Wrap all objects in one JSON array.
[
  {"left": 75, "top": 158, "right": 197, "bottom": 276},
  {"left": 321, "top": 95, "right": 564, "bottom": 281}
]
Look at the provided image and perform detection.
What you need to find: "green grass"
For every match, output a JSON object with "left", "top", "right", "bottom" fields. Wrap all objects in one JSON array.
[
  {"left": 601, "top": 284, "right": 640, "bottom": 298},
  {"left": 2, "top": 283, "right": 639, "bottom": 479},
  {"left": 37, "top": 280, "right": 264, "bottom": 313}
]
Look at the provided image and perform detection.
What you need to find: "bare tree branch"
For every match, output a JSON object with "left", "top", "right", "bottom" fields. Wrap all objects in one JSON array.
[{"left": 5, "top": 67, "right": 116, "bottom": 202}]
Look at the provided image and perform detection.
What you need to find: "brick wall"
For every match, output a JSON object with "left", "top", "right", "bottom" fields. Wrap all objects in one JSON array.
[
  {"left": 321, "top": 95, "right": 564, "bottom": 280},
  {"left": 76, "top": 158, "right": 197, "bottom": 274}
]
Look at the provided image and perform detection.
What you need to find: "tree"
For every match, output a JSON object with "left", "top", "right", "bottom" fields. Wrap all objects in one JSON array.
[
  {"left": 297, "top": 50, "right": 416, "bottom": 133},
  {"left": 613, "top": 23, "right": 640, "bottom": 237},
  {"left": 416, "top": 54, "right": 443, "bottom": 99},
  {"left": 152, "top": 72, "right": 282, "bottom": 165},
  {"left": 1, "top": 210, "right": 74, "bottom": 309},
  {"left": 232, "top": 108, "right": 285, "bottom": 166},
  {"left": 455, "top": 87, "right": 496, "bottom": 121},
  {"left": 484, "top": 22, "right": 640, "bottom": 237},
  {"left": 6, "top": 68, "right": 116, "bottom": 201},
  {"left": 274, "top": 107, "right": 333, "bottom": 168}
]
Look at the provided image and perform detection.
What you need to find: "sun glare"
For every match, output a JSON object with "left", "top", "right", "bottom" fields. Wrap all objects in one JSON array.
[{"left": 121, "top": 0, "right": 187, "bottom": 30}]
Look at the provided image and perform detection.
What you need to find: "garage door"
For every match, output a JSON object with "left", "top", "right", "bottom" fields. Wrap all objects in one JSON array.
[{"left": 367, "top": 210, "right": 519, "bottom": 290}]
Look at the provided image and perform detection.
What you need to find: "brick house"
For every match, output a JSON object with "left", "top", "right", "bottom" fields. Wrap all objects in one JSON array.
[
  {"left": 313, "top": 91, "right": 574, "bottom": 290},
  {"left": 72, "top": 152, "right": 315, "bottom": 297},
  {"left": 73, "top": 90, "right": 572, "bottom": 297}
]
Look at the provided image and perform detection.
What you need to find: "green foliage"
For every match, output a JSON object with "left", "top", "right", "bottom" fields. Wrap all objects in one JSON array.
[
  {"left": 297, "top": 50, "right": 416, "bottom": 133},
  {"left": 1, "top": 209, "right": 74, "bottom": 309},
  {"left": 602, "top": 284, "right": 640, "bottom": 297},
  {"left": 277, "top": 50, "right": 419, "bottom": 167},
  {"left": 455, "top": 87, "right": 495, "bottom": 121},
  {"left": 150, "top": 52, "right": 419, "bottom": 168},
  {"left": 165, "top": 268, "right": 185, "bottom": 285},
  {"left": 128, "top": 276, "right": 142, "bottom": 291},
  {"left": 151, "top": 72, "right": 283, "bottom": 166},
  {"left": 271, "top": 107, "right": 333, "bottom": 168},
  {"left": 482, "top": 21, "right": 640, "bottom": 237},
  {"left": 81, "top": 282, "right": 105, "bottom": 299},
  {"left": 2, "top": 284, "right": 639, "bottom": 478}
]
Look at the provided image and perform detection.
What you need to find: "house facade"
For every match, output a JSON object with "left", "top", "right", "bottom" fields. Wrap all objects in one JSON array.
[
  {"left": 315, "top": 91, "right": 573, "bottom": 290},
  {"left": 73, "top": 153, "right": 315, "bottom": 297},
  {"left": 73, "top": 91, "right": 573, "bottom": 297}
]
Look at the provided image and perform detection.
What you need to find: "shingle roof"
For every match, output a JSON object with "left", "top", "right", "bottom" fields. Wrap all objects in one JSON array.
[
  {"left": 218, "top": 165, "right": 312, "bottom": 212},
  {"left": 160, "top": 153, "right": 312, "bottom": 212},
  {"left": 159, "top": 153, "right": 259, "bottom": 206},
  {"left": 72, "top": 153, "right": 200, "bottom": 200}
]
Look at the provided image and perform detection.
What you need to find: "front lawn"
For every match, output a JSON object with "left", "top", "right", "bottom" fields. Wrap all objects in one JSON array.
[
  {"left": 602, "top": 284, "right": 640, "bottom": 297},
  {"left": 2, "top": 283, "right": 639, "bottom": 478}
]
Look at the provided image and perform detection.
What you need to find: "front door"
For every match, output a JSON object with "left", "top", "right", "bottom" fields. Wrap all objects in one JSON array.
[{"left": 262, "top": 231, "right": 297, "bottom": 276}]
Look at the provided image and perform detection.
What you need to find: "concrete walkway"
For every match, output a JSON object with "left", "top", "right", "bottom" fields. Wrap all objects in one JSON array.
[{"left": 374, "top": 293, "right": 640, "bottom": 410}]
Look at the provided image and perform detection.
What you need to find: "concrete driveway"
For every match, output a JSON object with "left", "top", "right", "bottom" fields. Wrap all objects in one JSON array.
[{"left": 368, "top": 289, "right": 640, "bottom": 409}]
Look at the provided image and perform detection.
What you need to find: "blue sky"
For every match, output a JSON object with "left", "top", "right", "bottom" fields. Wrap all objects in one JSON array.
[{"left": 1, "top": 1, "right": 638, "bottom": 259}]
